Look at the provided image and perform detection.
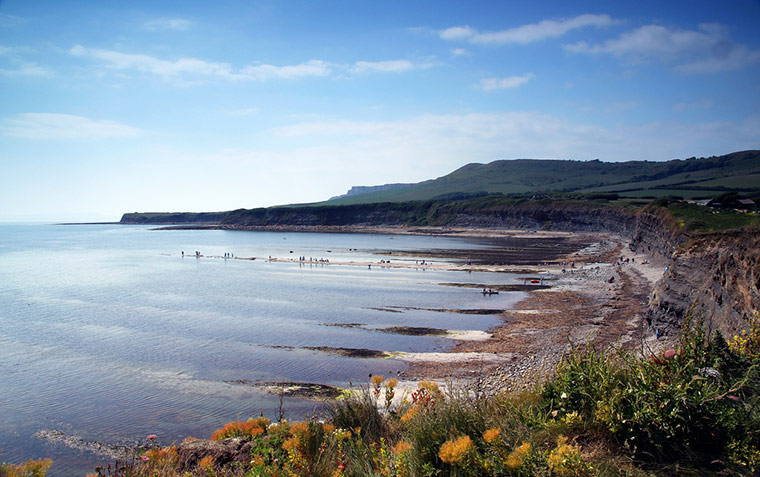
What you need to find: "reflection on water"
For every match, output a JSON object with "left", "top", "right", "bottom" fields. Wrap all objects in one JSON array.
[{"left": 0, "top": 224, "right": 522, "bottom": 475}]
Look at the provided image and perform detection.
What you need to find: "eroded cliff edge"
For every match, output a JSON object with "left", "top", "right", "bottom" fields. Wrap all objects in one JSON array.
[{"left": 647, "top": 228, "right": 759, "bottom": 339}]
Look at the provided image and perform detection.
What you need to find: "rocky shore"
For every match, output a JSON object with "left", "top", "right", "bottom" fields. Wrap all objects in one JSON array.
[{"left": 377, "top": 232, "right": 668, "bottom": 402}]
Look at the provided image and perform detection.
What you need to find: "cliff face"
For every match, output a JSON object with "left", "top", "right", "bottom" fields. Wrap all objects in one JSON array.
[
  {"left": 443, "top": 202, "right": 638, "bottom": 234},
  {"left": 628, "top": 207, "right": 687, "bottom": 262},
  {"left": 648, "top": 230, "right": 760, "bottom": 338},
  {"left": 220, "top": 200, "right": 641, "bottom": 233}
]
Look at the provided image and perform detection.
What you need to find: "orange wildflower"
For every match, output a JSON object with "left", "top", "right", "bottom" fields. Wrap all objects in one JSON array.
[
  {"left": 483, "top": 427, "right": 501, "bottom": 444},
  {"left": 393, "top": 440, "right": 413, "bottom": 454},
  {"left": 438, "top": 435, "right": 473, "bottom": 464}
]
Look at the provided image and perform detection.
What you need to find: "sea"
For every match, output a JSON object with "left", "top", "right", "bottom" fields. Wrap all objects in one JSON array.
[{"left": 0, "top": 223, "right": 525, "bottom": 475}]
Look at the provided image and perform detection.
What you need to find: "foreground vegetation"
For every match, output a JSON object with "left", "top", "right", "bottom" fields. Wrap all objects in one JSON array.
[{"left": 44, "top": 313, "right": 754, "bottom": 476}]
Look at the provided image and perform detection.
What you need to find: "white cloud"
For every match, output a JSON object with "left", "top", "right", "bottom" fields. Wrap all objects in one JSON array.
[
  {"left": 675, "top": 43, "right": 760, "bottom": 74},
  {"left": 566, "top": 23, "right": 760, "bottom": 73},
  {"left": 441, "top": 14, "right": 615, "bottom": 45},
  {"left": 350, "top": 59, "right": 433, "bottom": 74},
  {"left": 69, "top": 45, "right": 331, "bottom": 81},
  {"left": 241, "top": 60, "right": 331, "bottom": 80},
  {"left": 143, "top": 18, "right": 193, "bottom": 31},
  {"left": 450, "top": 48, "right": 470, "bottom": 57},
  {"left": 0, "top": 113, "right": 141, "bottom": 139},
  {"left": 477, "top": 73, "right": 534, "bottom": 91},
  {"left": 70, "top": 45, "right": 233, "bottom": 78},
  {"left": 0, "top": 62, "right": 51, "bottom": 76},
  {"left": 440, "top": 26, "right": 476, "bottom": 41},
  {"left": 69, "top": 45, "right": 434, "bottom": 82},
  {"left": 0, "top": 45, "right": 52, "bottom": 76}
]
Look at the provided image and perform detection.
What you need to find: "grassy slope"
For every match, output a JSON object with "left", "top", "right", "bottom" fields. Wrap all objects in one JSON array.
[{"left": 319, "top": 150, "right": 760, "bottom": 206}]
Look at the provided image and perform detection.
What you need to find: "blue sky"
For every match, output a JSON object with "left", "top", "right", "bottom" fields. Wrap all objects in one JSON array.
[{"left": 1, "top": 1, "right": 759, "bottom": 221}]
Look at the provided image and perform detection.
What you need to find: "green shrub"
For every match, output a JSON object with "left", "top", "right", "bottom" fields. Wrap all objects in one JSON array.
[{"left": 542, "top": 315, "right": 760, "bottom": 469}]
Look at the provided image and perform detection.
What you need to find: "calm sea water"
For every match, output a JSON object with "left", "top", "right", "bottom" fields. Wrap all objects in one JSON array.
[{"left": 0, "top": 224, "right": 523, "bottom": 475}]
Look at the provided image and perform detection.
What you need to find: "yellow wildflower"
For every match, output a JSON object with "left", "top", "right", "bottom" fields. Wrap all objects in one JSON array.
[
  {"left": 199, "top": 455, "right": 215, "bottom": 470},
  {"left": 400, "top": 405, "right": 417, "bottom": 423},
  {"left": 483, "top": 427, "right": 501, "bottom": 444},
  {"left": 289, "top": 420, "right": 309, "bottom": 437},
  {"left": 562, "top": 410, "right": 582, "bottom": 426},
  {"left": 251, "top": 416, "right": 270, "bottom": 428},
  {"left": 371, "top": 374, "right": 384, "bottom": 386},
  {"left": 282, "top": 436, "right": 300, "bottom": 452},
  {"left": 548, "top": 435, "right": 588, "bottom": 476},
  {"left": 438, "top": 435, "right": 473, "bottom": 464},
  {"left": 505, "top": 442, "right": 531, "bottom": 469},
  {"left": 393, "top": 440, "right": 412, "bottom": 455}
]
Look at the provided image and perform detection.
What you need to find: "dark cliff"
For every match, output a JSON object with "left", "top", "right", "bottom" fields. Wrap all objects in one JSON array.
[{"left": 220, "top": 198, "right": 639, "bottom": 234}]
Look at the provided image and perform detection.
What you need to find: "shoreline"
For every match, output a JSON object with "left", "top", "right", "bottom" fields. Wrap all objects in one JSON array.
[{"left": 379, "top": 233, "right": 665, "bottom": 402}]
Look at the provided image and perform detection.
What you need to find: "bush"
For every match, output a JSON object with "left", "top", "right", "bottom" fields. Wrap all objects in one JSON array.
[
  {"left": 0, "top": 459, "right": 52, "bottom": 477},
  {"left": 542, "top": 315, "right": 760, "bottom": 469}
]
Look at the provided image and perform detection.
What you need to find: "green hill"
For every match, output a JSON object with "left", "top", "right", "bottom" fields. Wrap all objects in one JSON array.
[{"left": 318, "top": 150, "right": 760, "bottom": 205}]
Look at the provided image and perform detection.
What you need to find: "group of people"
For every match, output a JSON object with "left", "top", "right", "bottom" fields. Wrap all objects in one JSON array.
[
  {"left": 180, "top": 250, "right": 232, "bottom": 258},
  {"left": 298, "top": 256, "right": 329, "bottom": 263}
]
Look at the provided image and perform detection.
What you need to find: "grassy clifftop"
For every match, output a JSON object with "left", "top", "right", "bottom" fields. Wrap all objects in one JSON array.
[
  {"left": 121, "top": 151, "right": 760, "bottom": 233},
  {"left": 321, "top": 150, "right": 760, "bottom": 205}
]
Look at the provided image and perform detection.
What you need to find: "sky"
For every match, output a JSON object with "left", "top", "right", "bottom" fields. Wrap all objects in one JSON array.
[{"left": 1, "top": 1, "right": 759, "bottom": 221}]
